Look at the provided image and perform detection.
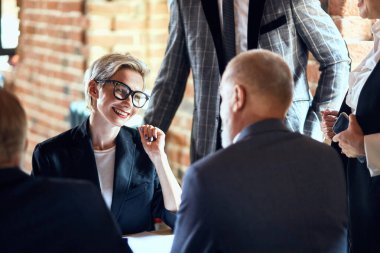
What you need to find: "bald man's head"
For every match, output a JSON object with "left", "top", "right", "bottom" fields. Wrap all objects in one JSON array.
[
  {"left": 222, "top": 49, "right": 293, "bottom": 112},
  {"left": 219, "top": 49, "right": 293, "bottom": 147}
]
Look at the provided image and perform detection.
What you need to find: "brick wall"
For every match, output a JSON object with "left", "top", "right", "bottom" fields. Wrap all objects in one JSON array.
[
  {"left": 329, "top": 0, "right": 374, "bottom": 68},
  {"left": 15, "top": 0, "right": 87, "bottom": 171},
  {"left": 13, "top": 0, "right": 373, "bottom": 177}
]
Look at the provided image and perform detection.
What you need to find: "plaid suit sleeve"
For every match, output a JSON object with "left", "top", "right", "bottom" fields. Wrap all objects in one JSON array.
[
  {"left": 143, "top": 0, "right": 191, "bottom": 132},
  {"left": 291, "top": 0, "right": 350, "bottom": 138},
  {"left": 291, "top": 0, "right": 350, "bottom": 112}
]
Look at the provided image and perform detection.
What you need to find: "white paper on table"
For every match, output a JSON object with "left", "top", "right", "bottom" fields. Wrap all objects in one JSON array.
[{"left": 123, "top": 232, "right": 174, "bottom": 253}]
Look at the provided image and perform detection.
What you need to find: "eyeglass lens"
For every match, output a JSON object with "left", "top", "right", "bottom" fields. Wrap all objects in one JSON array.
[{"left": 113, "top": 82, "right": 148, "bottom": 108}]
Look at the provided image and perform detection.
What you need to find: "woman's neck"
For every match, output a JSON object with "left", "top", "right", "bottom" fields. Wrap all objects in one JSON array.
[{"left": 89, "top": 113, "right": 120, "bottom": 151}]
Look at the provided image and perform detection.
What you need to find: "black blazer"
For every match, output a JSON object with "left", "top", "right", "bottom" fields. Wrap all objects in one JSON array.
[
  {"left": 0, "top": 167, "right": 130, "bottom": 253},
  {"left": 337, "top": 61, "right": 380, "bottom": 145},
  {"left": 32, "top": 119, "right": 175, "bottom": 234},
  {"left": 336, "top": 60, "right": 380, "bottom": 183},
  {"left": 334, "top": 61, "right": 380, "bottom": 253}
]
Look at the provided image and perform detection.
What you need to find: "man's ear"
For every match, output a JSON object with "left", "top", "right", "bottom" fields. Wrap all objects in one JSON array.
[
  {"left": 88, "top": 80, "right": 99, "bottom": 99},
  {"left": 232, "top": 84, "right": 245, "bottom": 112}
]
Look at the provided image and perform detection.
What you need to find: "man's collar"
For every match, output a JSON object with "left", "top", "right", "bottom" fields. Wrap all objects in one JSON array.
[{"left": 235, "top": 119, "right": 288, "bottom": 143}]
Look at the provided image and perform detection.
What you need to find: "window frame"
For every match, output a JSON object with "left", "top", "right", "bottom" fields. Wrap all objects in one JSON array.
[{"left": 0, "top": 0, "right": 17, "bottom": 56}]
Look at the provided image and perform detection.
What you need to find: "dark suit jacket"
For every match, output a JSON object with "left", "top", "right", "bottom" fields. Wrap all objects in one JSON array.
[
  {"left": 32, "top": 119, "right": 175, "bottom": 234},
  {"left": 172, "top": 119, "right": 348, "bottom": 253},
  {"left": 0, "top": 167, "right": 130, "bottom": 253},
  {"left": 333, "top": 61, "right": 380, "bottom": 253}
]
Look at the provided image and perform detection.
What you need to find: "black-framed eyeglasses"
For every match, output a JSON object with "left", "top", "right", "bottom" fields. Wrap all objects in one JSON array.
[{"left": 95, "top": 80, "right": 149, "bottom": 108}]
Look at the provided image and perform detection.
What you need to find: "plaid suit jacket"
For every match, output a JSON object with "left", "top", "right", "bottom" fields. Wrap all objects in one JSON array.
[{"left": 144, "top": 0, "right": 350, "bottom": 162}]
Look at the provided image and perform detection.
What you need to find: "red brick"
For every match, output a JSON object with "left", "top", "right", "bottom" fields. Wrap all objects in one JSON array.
[
  {"left": 22, "top": 0, "right": 46, "bottom": 9},
  {"left": 87, "top": 15, "right": 112, "bottom": 31},
  {"left": 166, "top": 128, "right": 191, "bottom": 147},
  {"left": 113, "top": 16, "right": 146, "bottom": 31},
  {"left": 307, "top": 59, "right": 321, "bottom": 86},
  {"left": 148, "top": 18, "right": 170, "bottom": 30},
  {"left": 24, "top": 39, "right": 86, "bottom": 55},
  {"left": 329, "top": 0, "right": 360, "bottom": 16},
  {"left": 148, "top": 2, "right": 169, "bottom": 16},
  {"left": 166, "top": 145, "right": 180, "bottom": 166},
  {"left": 22, "top": 23, "right": 85, "bottom": 43},
  {"left": 179, "top": 149, "right": 190, "bottom": 167},
  {"left": 57, "top": 1, "right": 83, "bottom": 13},
  {"left": 347, "top": 41, "right": 374, "bottom": 69},
  {"left": 333, "top": 16, "right": 373, "bottom": 40},
  {"left": 86, "top": 2, "right": 134, "bottom": 16},
  {"left": 184, "top": 79, "right": 194, "bottom": 98},
  {"left": 16, "top": 85, "right": 72, "bottom": 110},
  {"left": 37, "top": 54, "right": 85, "bottom": 70},
  {"left": 21, "top": 12, "right": 85, "bottom": 27},
  {"left": 148, "top": 49, "right": 167, "bottom": 60},
  {"left": 86, "top": 31, "right": 134, "bottom": 48}
]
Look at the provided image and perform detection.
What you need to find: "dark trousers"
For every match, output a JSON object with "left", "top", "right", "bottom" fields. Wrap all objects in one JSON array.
[{"left": 347, "top": 159, "right": 380, "bottom": 253}]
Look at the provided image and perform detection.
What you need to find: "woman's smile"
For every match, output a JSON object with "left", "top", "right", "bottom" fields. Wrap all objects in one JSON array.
[{"left": 112, "top": 106, "right": 130, "bottom": 119}]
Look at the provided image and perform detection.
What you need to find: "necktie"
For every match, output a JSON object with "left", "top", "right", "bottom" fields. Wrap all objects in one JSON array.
[{"left": 223, "top": 0, "right": 236, "bottom": 63}]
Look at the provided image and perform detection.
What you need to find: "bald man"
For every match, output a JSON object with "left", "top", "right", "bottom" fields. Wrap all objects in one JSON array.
[
  {"left": 171, "top": 50, "right": 348, "bottom": 253},
  {"left": 0, "top": 89, "right": 131, "bottom": 253}
]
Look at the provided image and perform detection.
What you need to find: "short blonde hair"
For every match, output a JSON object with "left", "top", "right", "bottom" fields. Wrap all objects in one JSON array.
[
  {"left": 0, "top": 89, "right": 27, "bottom": 165},
  {"left": 84, "top": 53, "right": 150, "bottom": 111}
]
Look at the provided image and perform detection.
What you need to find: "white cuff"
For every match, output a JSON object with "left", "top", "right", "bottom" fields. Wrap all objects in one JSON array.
[{"left": 364, "top": 133, "right": 380, "bottom": 177}]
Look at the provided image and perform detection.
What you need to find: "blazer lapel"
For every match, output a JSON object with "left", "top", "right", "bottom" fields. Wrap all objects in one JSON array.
[
  {"left": 70, "top": 120, "right": 100, "bottom": 188},
  {"left": 201, "top": 0, "right": 267, "bottom": 72},
  {"left": 110, "top": 128, "right": 135, "bottom": 220},
  {"left": 248, "top": 0, "right": 267, "bottom": 49},
  {"left": 201, "top": 0, "right": 226, "bottom": 74}
]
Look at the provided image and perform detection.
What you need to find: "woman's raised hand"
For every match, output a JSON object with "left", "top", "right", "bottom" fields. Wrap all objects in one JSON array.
[{"left": 138, "top": 124, "right": 166, "bottom": 160}]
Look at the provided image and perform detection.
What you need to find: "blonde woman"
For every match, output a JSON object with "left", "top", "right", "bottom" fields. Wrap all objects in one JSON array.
[{"left": 32, "top": 53, "right": 181, "bottom": 235}]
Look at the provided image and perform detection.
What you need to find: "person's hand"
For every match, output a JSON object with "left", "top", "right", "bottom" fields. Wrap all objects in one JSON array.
[
  {"left": 8, "top": 54, "right": 19, "bottom": 67},
  {"left": 332, "top": 114, "right": 365, "bottom": 158},
  {"left": 321, "top": 109, "right": 339, "bottom": 141},
  {"left": 138, "top": 124, "right": 165, "bottom": 160}
]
